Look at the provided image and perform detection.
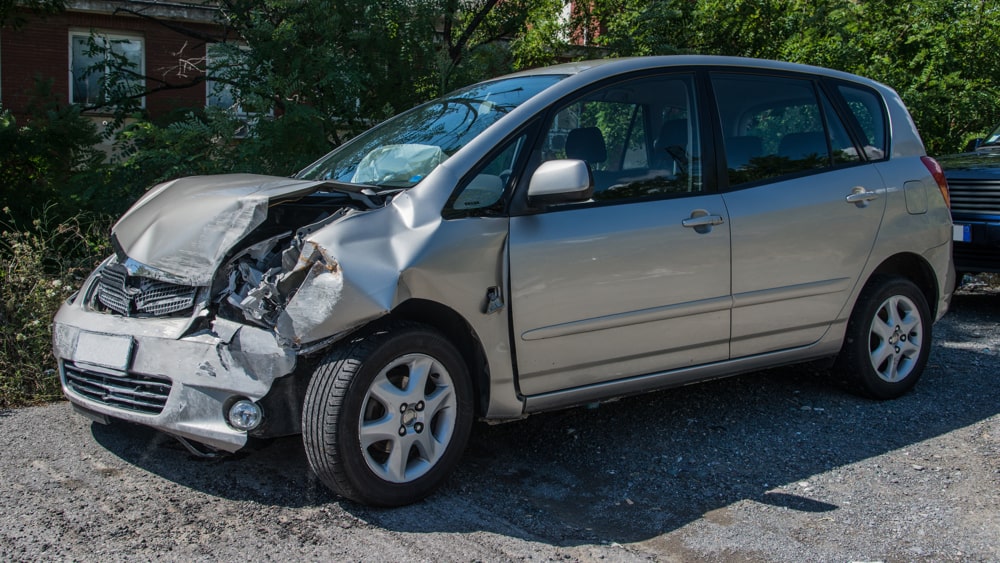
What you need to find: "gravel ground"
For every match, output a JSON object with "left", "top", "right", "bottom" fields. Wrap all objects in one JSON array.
[{"left": 2, "top": 285, "right": 998, "bottom": 562}]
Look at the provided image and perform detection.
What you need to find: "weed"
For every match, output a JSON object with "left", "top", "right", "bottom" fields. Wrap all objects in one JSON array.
[{"left": 0, "top": 208, "right": 111, "bottom": 407}]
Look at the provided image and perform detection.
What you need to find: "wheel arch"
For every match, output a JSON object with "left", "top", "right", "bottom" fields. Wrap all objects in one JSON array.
[
  {"left": 867, "top": 252, "right": 941, "bottom": 318},
  {"left": 384, "top": 298, "right": 490, "bottom": 418}
]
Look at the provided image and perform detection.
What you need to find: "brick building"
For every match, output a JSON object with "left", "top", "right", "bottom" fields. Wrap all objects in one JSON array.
[{"left": 1, "top": 0, "right": 227, "bottom": 122}]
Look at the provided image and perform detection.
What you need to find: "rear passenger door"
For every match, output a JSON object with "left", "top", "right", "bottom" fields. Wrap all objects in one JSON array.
[
  {"left": 508, "top": 73, "right": 732, "bottom": 397},
  {"left": 711, "top": 72, "right": 889, "bottom": 357}
]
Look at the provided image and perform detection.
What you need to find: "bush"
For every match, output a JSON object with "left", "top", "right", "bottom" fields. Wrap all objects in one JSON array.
[
  {"left": 0, "top": 209, "right": 111, "bottom": 407},
  {"left": 0, "top": 83, "right": 110, "bottom": 226}
]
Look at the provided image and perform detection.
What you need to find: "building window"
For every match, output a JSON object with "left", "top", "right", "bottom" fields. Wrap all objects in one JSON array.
[
  {"left": 206, "top": 43, "right": 247, "bottom": 115},
  {"left": 70, "top": 31, "right": 145, "bottom": 107}
]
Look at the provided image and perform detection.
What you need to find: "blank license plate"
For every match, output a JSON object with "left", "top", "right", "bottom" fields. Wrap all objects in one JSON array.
[
  {"left": 953, "top": 224, "right": 971, "bottom": 242},
  {"left": 74, "top": 332, "right": 133, "bottom": 371}
]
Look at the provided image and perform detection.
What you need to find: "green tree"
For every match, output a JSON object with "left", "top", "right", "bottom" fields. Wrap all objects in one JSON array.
[
  {"left": 580, "top": 0, "right": 1000, "bottom": 154},
  {"left": 779, "top": 0, "right": 1000, "bottom": 154},
  {"left": 85, "top": 0, "right": 560, "bottom": 181},
  {"left": 0, "top": 82, "right": 109, "bottom": 225},
  {"left": 0, "top": 0, "right": 64, "bottom": 29}
]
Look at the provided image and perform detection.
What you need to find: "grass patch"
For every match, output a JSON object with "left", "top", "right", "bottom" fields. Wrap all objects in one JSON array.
[{"left": 0, "top": 209, "right": 111, "bottom": 407}]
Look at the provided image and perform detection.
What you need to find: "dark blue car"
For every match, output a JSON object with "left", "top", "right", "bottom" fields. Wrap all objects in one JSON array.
[{"left": 938, "top": 124, "right": 1000, "bottom": 277}]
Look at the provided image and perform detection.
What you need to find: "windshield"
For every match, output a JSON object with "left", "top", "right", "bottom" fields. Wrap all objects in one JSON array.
[
  {"left": 984, "top": 122, "right": 1000, "bottom": 147},
  {"left": 297, "top": 75, "right": 566, "bottom": 187}
]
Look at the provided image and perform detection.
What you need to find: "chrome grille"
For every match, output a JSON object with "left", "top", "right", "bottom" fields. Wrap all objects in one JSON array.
[
  {"left": 948, "top": 181, "right": 1000, "bottom": 215},
  {"left": 96, "top": 263, "right": 197, "bottom": 317},
  {"left": 96, "top": 264, "right": 130, "bottom": 314},
  {"left": 63, "top": 363, "right": 171, "bottom": 415}
]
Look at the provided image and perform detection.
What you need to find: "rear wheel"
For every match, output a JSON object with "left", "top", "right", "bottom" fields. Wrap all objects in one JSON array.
[
  {"left": 834, "top": 276, "right": 932, "bottom": 399},
  {"left": 302, "top": 322, "right": 473, "bottom": 506}
]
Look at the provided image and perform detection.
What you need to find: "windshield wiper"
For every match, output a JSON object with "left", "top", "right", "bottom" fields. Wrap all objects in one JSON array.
[
  {"left": 316, "top": 180, "right": 383, "bottom": 209},
  {"left": 317, "top": 181, "right": 408, "bottom": 209}
]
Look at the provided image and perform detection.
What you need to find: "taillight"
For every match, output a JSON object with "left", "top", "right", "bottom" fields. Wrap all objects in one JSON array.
[{"left": 921, "top": 156, "right": 951, "bottom": 209}]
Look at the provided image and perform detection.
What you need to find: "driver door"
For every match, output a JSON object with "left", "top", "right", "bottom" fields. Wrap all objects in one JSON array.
[{"left": 507, "top": 72, "right": 733, "bottom": 397}]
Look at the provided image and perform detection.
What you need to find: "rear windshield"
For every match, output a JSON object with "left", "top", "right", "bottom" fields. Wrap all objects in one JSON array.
[{"left": 297, "top": 75, "right": 565, "bottom": 187}]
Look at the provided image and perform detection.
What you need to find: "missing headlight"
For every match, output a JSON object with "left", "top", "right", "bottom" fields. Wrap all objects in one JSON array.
[{"left": 217, "top": 233, "right": 338, "bottom": 330}]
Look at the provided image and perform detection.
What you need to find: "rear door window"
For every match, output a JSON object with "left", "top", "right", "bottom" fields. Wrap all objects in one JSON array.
[{"left": 712, "top": 73, "right": 859, "bottom": 187}]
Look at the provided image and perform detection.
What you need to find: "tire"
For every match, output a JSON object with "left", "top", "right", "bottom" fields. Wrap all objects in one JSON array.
[
  {"left": 302, "top": 322, "right": 473, "bottom": 506},
  {"left": 834, "top": 275, "right": 932, "bottom": 400}
]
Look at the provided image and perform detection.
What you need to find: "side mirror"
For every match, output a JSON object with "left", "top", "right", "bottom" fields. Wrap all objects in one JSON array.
[{"left": 527, "top": 159, "right": 593, "bottom": 206}]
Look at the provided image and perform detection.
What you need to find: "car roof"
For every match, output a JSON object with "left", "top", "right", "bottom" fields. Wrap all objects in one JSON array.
[{"left": 503, "top": 55, "right": 885, "bottom": 90}]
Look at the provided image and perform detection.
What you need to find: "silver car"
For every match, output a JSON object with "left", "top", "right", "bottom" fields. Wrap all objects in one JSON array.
[{"left": 53, "top": 56, "right": 954, "bottom": 506}]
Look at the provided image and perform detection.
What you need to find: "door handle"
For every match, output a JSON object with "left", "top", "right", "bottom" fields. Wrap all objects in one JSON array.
[
  {"left": 682, "top": 209, "right": 724, "bottom": 234},
  {"left": 845, "top": 186, "right": 879, "bottom": 207},
  {"left": 682, "top": 215, "right": 725, "bottom": 227}
]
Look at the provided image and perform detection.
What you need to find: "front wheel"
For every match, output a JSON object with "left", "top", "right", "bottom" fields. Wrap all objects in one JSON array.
[
  {"left": 302, "top": 322, "right": 473, "bottom": 506},
  {"left": 834, "top": 275, "right": 932, "bottom": 399}
]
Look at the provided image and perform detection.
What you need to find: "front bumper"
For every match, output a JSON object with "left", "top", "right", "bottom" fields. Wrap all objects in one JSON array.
[{"left": 53, "top": 302, "right": 296, "bottom": 452}]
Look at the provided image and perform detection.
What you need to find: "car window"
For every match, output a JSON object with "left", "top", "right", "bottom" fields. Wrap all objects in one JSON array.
[
  {"left": 821, "top": 91, "right": 860, "bottom": 165},
  {"left": 713, "top": 73, "right": 860, "bottom": 187},
  {"left": 445, "top": 133, "right": 527, "bottom": 216},
  {"left": 983, "top": 122, "right": 1000, "bottom": 146},
  {"left": 538, "top": 74, "right": 702, "bottom": 202},
  {"left": 837, "top": 84, "right": 888, "bottom": 160}
]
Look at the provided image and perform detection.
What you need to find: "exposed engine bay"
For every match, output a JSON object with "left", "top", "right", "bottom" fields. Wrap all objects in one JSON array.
[{"left": 212, "top": 192, "right": 363, "bottom": 329}]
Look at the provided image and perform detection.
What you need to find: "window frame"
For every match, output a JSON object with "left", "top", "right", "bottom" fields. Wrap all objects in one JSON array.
[
  {"left": 443, "top": 119, "right": 542, "bottom": 220},
  {"left": 68, "top": 29, "right": 145, "bottom": 110}
]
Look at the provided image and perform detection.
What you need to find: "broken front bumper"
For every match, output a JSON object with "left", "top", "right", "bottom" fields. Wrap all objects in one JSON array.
[{"left": 52, "top": 300, "right": 297, "bottom": 452}]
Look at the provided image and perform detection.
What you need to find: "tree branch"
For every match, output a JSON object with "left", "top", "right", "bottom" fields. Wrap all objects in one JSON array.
[{"left": 447, "top": 0, "right": 501, "bottom": 64}]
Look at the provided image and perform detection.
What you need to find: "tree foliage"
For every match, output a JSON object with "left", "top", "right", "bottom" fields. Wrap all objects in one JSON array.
[
  {"left": 0, "top": 82, "right": 110, "bottom": 225},
  {"left": 578, "top": 0, "right": 1000, "bottom": 154},
  {"left": 0, "top": 0, "right": 64, "bottom": 29},
  {"left": 65, "top": 0, "right": 556, "bottom": 183}
]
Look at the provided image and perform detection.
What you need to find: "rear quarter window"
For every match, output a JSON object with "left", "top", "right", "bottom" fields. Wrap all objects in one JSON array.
[{"left": 837, "top": 84, "right": 888, "bottom": 161}]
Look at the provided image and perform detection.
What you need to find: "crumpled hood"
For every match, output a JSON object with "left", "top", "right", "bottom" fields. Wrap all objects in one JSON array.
[{"left": 112, "top": 174, "right": 326, "bottom": 285}]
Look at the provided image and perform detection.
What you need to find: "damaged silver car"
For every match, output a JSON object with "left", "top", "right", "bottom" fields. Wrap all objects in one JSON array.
[{"left": 53, "top": 56, "right": 954, "bottom": 506}]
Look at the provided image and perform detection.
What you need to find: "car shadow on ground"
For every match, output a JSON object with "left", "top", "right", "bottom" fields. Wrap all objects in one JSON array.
[{"left": 91, "top": 291, "right": 1000, "bottom": 546}]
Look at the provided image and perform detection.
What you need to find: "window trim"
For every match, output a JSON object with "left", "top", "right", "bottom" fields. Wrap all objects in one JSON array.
[
  {"left": 68, "top": 29, "right": 146, "bottom": 110},
  {"left": 443, "top": 120, "right": 542, "bottom": 220}
]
